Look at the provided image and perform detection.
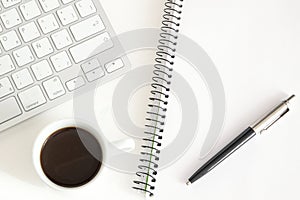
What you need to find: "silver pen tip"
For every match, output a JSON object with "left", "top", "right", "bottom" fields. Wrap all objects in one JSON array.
[{"left": 186, "top": 181, "right": 191, "bottom": 186}]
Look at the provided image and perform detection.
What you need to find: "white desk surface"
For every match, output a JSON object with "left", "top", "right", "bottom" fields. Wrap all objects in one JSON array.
[{"left": 0, "top": 0, "right": 300, "bottom": 199}]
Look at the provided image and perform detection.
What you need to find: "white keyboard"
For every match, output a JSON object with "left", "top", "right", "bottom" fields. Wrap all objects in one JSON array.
[{"left": 0, "top": 0, "right": 130, "bottom": 132}]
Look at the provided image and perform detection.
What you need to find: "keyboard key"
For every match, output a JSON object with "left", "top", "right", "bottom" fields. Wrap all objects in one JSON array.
[
  {"left": 75, "top": 0, "right": 96, "bottom": 17},
  {"left": 18, "top": 86, "right": 46, "bottom": 111},
  {"left": 12, "top": 68, "right": 34, "bottom": 89},
  {"left": 0, "top": 0, "right": 129, "bottom": 131},
  {"left": 38, "top": 0, "right": 60, "bottom": 12},
  {"left": 0, "top": 31, "right": 21, "bottom": 51},
  {"left": 50, "top": 51, "right": 72, "bottom": 72},
  {"left": 32, "top": 38, "right": 54, "bottom": 58},
  {"left": 0, "top": 77, "right": 14, "bottom": 99},
  {"left": 0, "top": 97, "right": 22, "bottom": 125},
  {"left": 19, "top": 22, "right": 41, "bottom": 42},
  {"left": 13, "top": 46, "right": 35, "bottom": 67},
  {"left": 70, "top": 15, "right": 105, "bottom": 41},
  {"left": 20, "top": 1, "right": 41, "bottom": 20},
  {"left": 57, "top": 5, "right": 78, "bottom": 26},
  {"left": 85, "top": 68, "right": 104, "bottom": 82},
  {"left": 1, "top": 0, "right": 21, "bottom": 8},
  {"left": 43, "top": 76, "right": 65, "bottom": 100},
  {"left": 31, "top": 60, "right": 53, "bottom": 80},
  {"left": 0, "top": 8, "right": 22, "bottom": 29},
  {"left": 105, "top": 58, "right": 124, "bottom": 73},
  {"left": 81, "top": 58, "right": 100, "bottom": 73},
  {"left": 66, "top": 76, "right": 85, "bottom": 91},
  {"left": 69, "top": 32, "right": 113, "bottom": 63},
  {"left": 51, "top": 29, "right": 72, "bottom": 49},
  {"left": 0, "top": 55, "right": 15, "bottom": 76},
  {"left": 61, "top": 0, "right": 74, "bottom": 5},
  {"left": 38, "top": 14, "right": 59, "bottom": 34}
]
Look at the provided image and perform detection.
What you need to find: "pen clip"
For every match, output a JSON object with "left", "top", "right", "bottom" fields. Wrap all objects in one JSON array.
[
  {"left": 261, "top": 108, "right": 289, "bottom": 133},
  {"left": 251, "top": 96, "right": 294, "bottom": 135}
]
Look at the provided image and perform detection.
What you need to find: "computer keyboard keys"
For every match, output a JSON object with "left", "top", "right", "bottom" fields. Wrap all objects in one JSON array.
[
  {"left": 0, "top": 55, "right": 15, "bottom": 76},
  {"left": 81, "top": 59, "right": 100, "bottom": 73},
  {"left": 18, "top": 86, "right": 46, "bottom": 111},
  {"left": 31, "top": 60, "right": 53, "bottom": 81},
  {"left": 1, "top": 0, "right": 21, "bottom": 8},
  {"left": 19, "top": 22, "right": 41, "bottom": 42},
  {"left": 0, "top": 8, "right": 22, "bottom": 28},
  {"left": 51, "top": 29, "right": 72, "bottom": 49},
  {"left": 61, "top": 0, "right": 74, "bottom": 4},
  {"left": 12, "top": 68, "right": 34, "bottom": 89},
  {"left": 57, "top": 5, "right": 78, "bottom": 26},
  {"left": 70, "top": 15, "right": 105, "bottom": 41},
  {"left": 38, "top": 0, "right": 60, "bottom": 12},
  {"left": 32, "top": 38, "right": 54, "bottom": 58},
  {"left": 66, "top": 76, "right": 85, "bottom": 91},
  {"left": 20, "top": 1, "right": 42, "bottom": 20},
  {"left": 75, "top": 0, "right": 96, "bottom": 17},
  {"left": 38, "top": 14, "right": 59, "bottom": 34},
  {"left": 105, "top": 58, "right": 124, "bottom": 73},
  {"left": 85, "top": 68, "right": 104, "bottom": 82},
  {"left": 43, "top": 76, "right": 65, "bottom": 100},
  {"left": 0, "top": 77, "right": 14, "bottom": 99},
  {"left": 69, "top": 32, "right": 113, "bottom": 63},
  {"left": 0, "top": 31, "right": 21, "bottom": 51},
  {"left": 0, "top": 97, "right": 22, "bottom": 124},
  {"left": 0, "top": 0, "right": 129, "bottom": 131},
  {"left": 50, "top": 51, "right": 72, "bottom": 72},
  {"left": 13, "top": 46, "right": 35, "bottom": 67}
]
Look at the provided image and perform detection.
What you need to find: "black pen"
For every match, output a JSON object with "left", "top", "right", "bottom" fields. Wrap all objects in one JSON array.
[{"left": 186, "top": 95, "right": 295, "bottom": 185}]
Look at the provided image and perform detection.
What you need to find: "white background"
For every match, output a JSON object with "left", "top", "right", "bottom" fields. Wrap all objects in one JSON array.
[{"left": 0, "top": 0, "right": 300, "bottom": 200}]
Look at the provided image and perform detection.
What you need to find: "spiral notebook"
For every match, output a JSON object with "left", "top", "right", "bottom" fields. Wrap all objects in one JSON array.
[{"left": 132, "top": 0, "right": 185, "bottom": 197}]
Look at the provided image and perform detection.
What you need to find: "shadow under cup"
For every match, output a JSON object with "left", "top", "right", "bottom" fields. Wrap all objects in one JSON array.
[{"left": 40, "top": 127, "right": 103, "bottom": 188}]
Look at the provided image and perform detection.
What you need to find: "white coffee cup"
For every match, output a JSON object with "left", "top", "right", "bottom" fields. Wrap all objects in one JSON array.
[{"left": 33, "top": 119, "right": 135, "bottom": 190}]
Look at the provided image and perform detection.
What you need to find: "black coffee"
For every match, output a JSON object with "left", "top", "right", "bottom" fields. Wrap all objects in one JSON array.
[{"left": 41, "top": 127, "right": 103, "bottom": 188}]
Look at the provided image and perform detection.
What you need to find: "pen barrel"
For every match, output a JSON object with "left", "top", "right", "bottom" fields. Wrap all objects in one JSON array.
[{"left": 189, "top": 127, "right": 256, "bottom": 183}]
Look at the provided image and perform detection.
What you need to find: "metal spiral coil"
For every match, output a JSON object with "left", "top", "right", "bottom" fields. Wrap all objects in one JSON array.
[{"left": 133, "top": 0, "right": 183, "bottom": 196}]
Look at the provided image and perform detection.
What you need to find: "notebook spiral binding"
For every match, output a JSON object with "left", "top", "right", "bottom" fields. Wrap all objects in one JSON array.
[{"left": 133, "top": 0, "right": 184, "bottom": 197}]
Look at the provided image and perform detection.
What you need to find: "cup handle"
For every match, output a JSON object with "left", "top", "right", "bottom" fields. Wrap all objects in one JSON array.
[{"left": 111, "top": 138, "right": 135, "bottom": 152}]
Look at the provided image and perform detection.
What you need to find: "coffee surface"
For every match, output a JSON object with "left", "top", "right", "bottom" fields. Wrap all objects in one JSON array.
[{"left": 41, "top": 127, "right": 102, "bottom": 188}]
